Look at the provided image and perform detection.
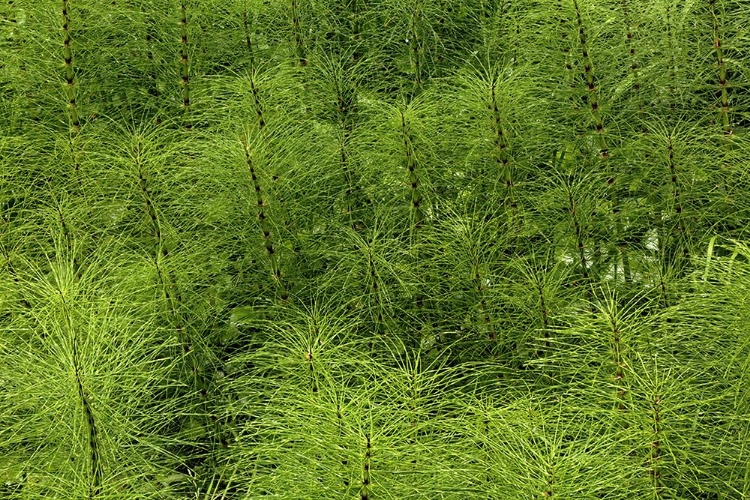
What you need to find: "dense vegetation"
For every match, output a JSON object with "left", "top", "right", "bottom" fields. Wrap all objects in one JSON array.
[{"left": 1, "top": 0, "right": 749, "bottom": 498}]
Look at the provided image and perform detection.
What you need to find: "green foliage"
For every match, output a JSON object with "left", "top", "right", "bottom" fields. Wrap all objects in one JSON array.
[{"left": 1, "top": 0, "right": 749, "bottom": 498}]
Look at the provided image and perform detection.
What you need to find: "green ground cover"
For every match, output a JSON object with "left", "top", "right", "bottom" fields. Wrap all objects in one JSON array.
[{"left": 0, "top": 0, "right": 749, "bottom": 498}]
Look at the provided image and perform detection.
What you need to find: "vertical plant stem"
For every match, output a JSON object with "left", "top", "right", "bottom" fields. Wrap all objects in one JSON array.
[
  {"left": 399, "top": 109, "right": 424, "bottom": 313},
  {"left": 241, "top": 10, "right": 255, "bottom": 68},
  {"left": 143, "top": 3, "right": 160, "bottom": 101},
  {"left": 360, "top": 433, "right": 371, "bottom": 500},
  {"left": 709, "top": 0, "right": 733, "bottom": 193},
  {"left": 650, "top": 393, "right": 663, "bottom": 497},
  {"left": 61, "top": 0, "right": 82, "bottom": 183},
  {"left": 655, "top": 208, "right": 670, "bottom": 308},
  {"left": 710, "top": 0, "right": 731, "bottom": 137},
  {"left": 75, "top": 340, "right": 102, "bottom": 500},
  {"left": 558, "top": 0, "right": 575, "bottom": 104},
  {"left": 489, "top": 78, "right": 517, "bottom": 218},
  {"left": 291, "top": 0, "right": 306, "bottom": 66},
  {"left": 179, "top": 2, "right": 191, "bottom": 129},
  {"left": 367, "top": 243, "right": 385, "bottom": 334},
  {"left": 59, "top": 288, "right": 102, "bottom": 499},
  {"left": 544, "top": 461, "right": 554, "bottom": 497},
  {"left": 56, "top": 204, "right": 80, "bottom": 278},
  {"left": 249, "top": 73, "right": 269, "bottom": 143},
  {"left": 134, "top": 143, "right": 190, "bottom": 357},
  {"left": 620, "top": 0, "right": 645, "bottom": 131},
  {"left": 473, "top": 259, "right": 495, "bottom": 340},
  {"left": 536, "top": 275, "right": 550, "bottom": 353},
  {"left": 62, "top": 0, "right": 80, "bottom": 133},
  {"left": 399, "top": 110, "right": 422, "bottom": 230},
  {"left": 665, "top": 134, "right": 687, "bottom": 263},
  {"left": 566, "top": 178, "right": 589, "bottom": 280},
  {"left": 304, "top": 349, "right": 318, "bottom": 393},
  {"left": 608, "top": 311, "right": 627, "bottom": 412},
  {"left": 336, "top": 76, "right": 363, "bottom": 228},
  {"left": 351, "top": 0, "right": 364, "bottom": 61},
  {"left": 242, "top": 139, "right": 288, "bottom": 300},
  {"left": 409, "top": 0, "right": 423, "bottom": 90},
  {"left": 665, "top": 2, "right": 677, "bottom": 116},
  {"left": 573, "top": 0, "right": 630, "bottom": 284}
]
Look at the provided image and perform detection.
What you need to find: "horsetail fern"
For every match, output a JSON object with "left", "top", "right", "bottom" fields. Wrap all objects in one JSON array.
[
  {"left": 241, "top": 136, "right": 288, "bottom": 301},
  {"left": 2, "top": 1, "right": 749, "bottom": 498},
  {"left": 179, "top": 1, "right": 191, "bottom": 129}
]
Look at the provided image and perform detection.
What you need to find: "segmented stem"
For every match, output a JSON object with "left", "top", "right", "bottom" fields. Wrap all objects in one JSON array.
[
  {"left": 399, "top": 110, "right": 422, "bottom": 229},
  {"left": 709, "top": 0, "right": 733, "bottom": 194},
  {"left": 566, "top": 179, "right": 589, "bottom": 280},
  {"left": 608, "top": 311, "right": 627, "bottom": 411},
  {"left": 62, "top": 0, "right": 79, "bottom": 132},
  {"left": 558, "top": 0, "right": 575, "bottom": 102},
  {"left": 143, "top": 3, "right": 159, "bottom": 100},
  {"left": 474, "top": 262, "right": 495, "bottom": 340},
  {"left": 367, "top": 244, "right": 385, "bottom": 331},
  {"left": 249, "top": 73, "right": 269, "bottom": 142},
  {"left": 133, "top": 142, "right": 191, "bottom": 357},
  {"left": 409, "top": 0, "right": 423, "bottom": 89},
  {"left": 242, "top": 139, "right": 288, "bottom": 300},
  {"left": 489, "top": 78, "right": 516, "bottom": 214},
  {"left": 291, "top": 0, "right": 306, "bottom": 66},
  {"left": 710, "top": 0, "right": 731, "bottom": 137},
  {"left": 650, "top": 394, "right": 663, "bottom": 497},
  {"left": 75, "top": 352, "right": 102, "bottom": 500},
  {"left": 574, "top": 0, "right": 630, "bottom": 283},
  {"left": 59, "top": 287, "right": 102, "bottom": 499},
  {"left": 179, "top": 2, "right": 191, "bottom": 129},
  {"left": 241, "top": 10, "right": 255, "bottom": 67},
  {"left": 620, "top": 0, "right": 645, "bottom": 130},
  {"left": 351, "top": 0, "right": 364, "bottom": 61},
  {"left": 361, "top": 434, "right": 371, "bottom": 500}
]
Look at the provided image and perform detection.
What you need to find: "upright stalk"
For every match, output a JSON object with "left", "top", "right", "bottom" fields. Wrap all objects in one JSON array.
[
  {"left": 179, "top": 2, "right": 191, "bottom": 129},
  {"left": 62, "top": 0, "right": 80, "bottom": 133},
  {"left": 607, "top": 310, "right": 627, "bottom": 412},
  {"left": 61, "top": 0, "right": 82, "bottom": 181},
  {"left": 409, "top": 0, "right": 423, "bottom": 90},
  {"left": 360, "top": 434, "right": 371, "bottom": 500},
  {"left": 489, "top": 78, "right": 516, "bottom": 216},
  {"left": 399, "top": 109, "right": 425, "bottom": 313},
  {"left": 399, "top": 110, "right": 422, "bottom": 230},
  {"left": 573, "top": 0, "right": 630, "bottom": 284},
  {"left": 241, "top": 10, "right": 255, "bottom": 68},
  {"left": 143, "top": 3, "right": 160, "bottom": 101},
  {"left": 291, "top": 0, "right": 306, "bottom": 66},
  {"left": 473, "top": 256, "right": 495, "bottom": 340},
  {"left": 666, "top": 134, "right": 686, "bottom": 241},
  {"left": 710, "top": 0, "right": 731, "bottom": 138},
  {"left": 59, "top": 284, "right": 102, "bottom": 499},
  {"left": 366, "top": 242, "right": 385, "bottom": 334},
  {"left": 249, "top": 72, "right": 269, "bottom": 143},
  {"left": 620, "top": 0, "right": 645, "bottom": 131},
  {"left": 649, "top": 393, "right": 663, "bottom": 497},
  {"left": 134, "top": 142, "right": 190, "bottom": 355},
  {"left": 558, "top": 0, "right": 575, "bottom": 104},
  {"left": 351, "top": 0, "right": 364, "bottom": 61},
  {"left": 565, "top": 175, "right": 589, "bottom": 280},
  {"left": 709, "top": 0, "right": 733, "bottom": 194},
  {"left": 242, "top": 139, "right": 288, "bottom": 300}
]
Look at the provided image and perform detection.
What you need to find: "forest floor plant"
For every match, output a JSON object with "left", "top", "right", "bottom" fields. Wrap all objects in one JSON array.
[{"left": 1, "top": 0, "right": 748, "bottom": 498}]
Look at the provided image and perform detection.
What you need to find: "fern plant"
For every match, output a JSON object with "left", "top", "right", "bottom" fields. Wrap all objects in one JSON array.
[{"left": 1, "top": 0, "right": 749, "bottom": 498}]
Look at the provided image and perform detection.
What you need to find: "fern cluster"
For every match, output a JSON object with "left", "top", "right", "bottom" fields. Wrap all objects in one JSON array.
[{"left": 1, "top": 0, "right": 749, "bottom": 498}]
